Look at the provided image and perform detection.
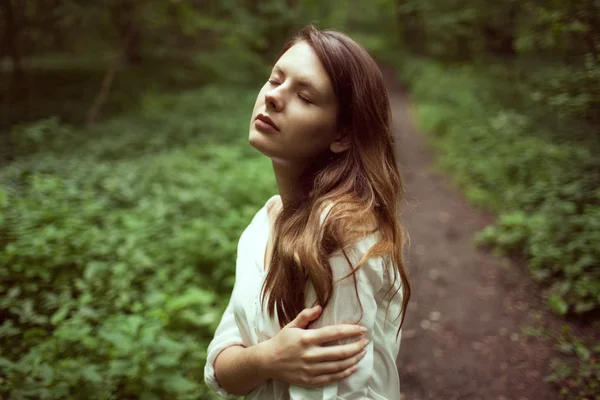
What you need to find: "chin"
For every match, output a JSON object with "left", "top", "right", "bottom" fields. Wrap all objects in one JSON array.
[{"left": 248, "top": 129, "right": 272, "bottom": 156}]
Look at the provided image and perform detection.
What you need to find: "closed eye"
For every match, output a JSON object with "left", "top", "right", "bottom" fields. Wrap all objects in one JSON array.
[
  {"left": 267, "top": 79, "right": 312, "bottom": 104},
  {"left": 298, "top": 94, "right": 312, "bottom": 104}
]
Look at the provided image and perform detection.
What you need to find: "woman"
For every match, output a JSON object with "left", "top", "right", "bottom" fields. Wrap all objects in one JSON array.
[{"left": 204, "top": 25, "right": 411, "bottom": 399}]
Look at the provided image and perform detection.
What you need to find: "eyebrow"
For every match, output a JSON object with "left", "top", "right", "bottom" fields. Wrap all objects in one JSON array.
[{"left": 273, "top": 65, "right": 324, "bottom": 98}]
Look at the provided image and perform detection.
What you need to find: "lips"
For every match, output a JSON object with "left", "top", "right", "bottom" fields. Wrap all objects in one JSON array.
[{"left": 256, "top": 113, "right": 280, "bottom": 131}]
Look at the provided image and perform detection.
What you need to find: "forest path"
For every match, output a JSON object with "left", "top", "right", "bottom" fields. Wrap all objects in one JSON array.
[{"left": 386, "top": 72, "right": 558, "bottom": 400}]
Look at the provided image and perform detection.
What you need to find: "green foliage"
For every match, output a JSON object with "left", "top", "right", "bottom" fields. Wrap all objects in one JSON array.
[
  {"left": 2, "top": 0, "right": 403, "bottom": 132},
  {"left": 525, "top": 324, "right": 600, "bottom": 399},
  {"left": 394, "top": 58, "right": 600, "bottom": 316},
  {"left": 388, "top": 3, "right": 600, "bottom": 393},
  {"left": 0, "top": 86, "right": 277, "bottom": 399},
  {"left": 524, "top": 56, "right": 600, "bottom": 124},
  {"left": 395, "top": 54, "right": 599, "bottom": 398},
  {"left": 393, "top": 0, "right": 600, "bottom": 124},
  {"left": 5, "top": 0, "right": 599, "bottom": 397}
]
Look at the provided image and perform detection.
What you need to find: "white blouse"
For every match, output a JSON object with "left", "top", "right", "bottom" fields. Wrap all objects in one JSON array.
[{"left": 204, "top": 195, "right": 403, "bottom": 399}]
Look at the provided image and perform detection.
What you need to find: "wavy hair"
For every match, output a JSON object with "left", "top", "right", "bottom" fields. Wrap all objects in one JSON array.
[{"left": 260, "top": 25, "right": 411, "bottom": 339}]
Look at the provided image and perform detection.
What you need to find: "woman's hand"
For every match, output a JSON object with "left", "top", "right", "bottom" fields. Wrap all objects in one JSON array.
[{"left": 261, "top": 305, "right": 370, "bottom": 388}]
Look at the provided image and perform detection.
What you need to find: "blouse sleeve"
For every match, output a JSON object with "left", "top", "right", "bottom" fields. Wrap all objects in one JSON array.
[
  {"left": 203, "top": 287, "right": 245, "bottom": 399},
  {"left": 288, "top": 234, "right": 385, "bottom": 400}
]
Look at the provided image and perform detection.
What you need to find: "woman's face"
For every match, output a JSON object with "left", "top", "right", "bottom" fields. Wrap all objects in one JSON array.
[{"left": 248, "top": 41, "right": 342, "bottom": 166}]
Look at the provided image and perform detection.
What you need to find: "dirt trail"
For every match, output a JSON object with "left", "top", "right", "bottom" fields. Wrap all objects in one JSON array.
[{"left": 386, "top": 75, "right": 559, "bottom": 400}]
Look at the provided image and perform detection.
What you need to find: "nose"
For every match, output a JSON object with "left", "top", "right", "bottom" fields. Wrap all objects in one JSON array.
[{"left": 265, "top": 89, "right": 283, "bottom": 112}]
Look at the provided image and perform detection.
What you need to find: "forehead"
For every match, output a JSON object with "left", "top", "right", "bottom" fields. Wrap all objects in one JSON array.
[{"left": 274, "top": 42, "right": 334, "bottom": 98}]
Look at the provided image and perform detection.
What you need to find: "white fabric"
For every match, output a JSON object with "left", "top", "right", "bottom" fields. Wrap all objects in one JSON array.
[{"left": 204, "top": 195, "right": 403, "bottom": 399}]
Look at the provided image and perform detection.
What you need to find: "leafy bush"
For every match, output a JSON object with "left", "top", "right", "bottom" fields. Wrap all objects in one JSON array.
[
  {"left": 526, "top": 57, "right": 600, "bottom": 124},
  {"left": 525, "top": 324, "right": 600, "bottom": 399},
  {"left": 0, "top": 86, "right": 276, "bottom": 399},
  {"left": 394, "top": 59, "right": 600, "bottom": 316},
  {"left": 392, "top": 56, "right": 599, "bottom": 397}
]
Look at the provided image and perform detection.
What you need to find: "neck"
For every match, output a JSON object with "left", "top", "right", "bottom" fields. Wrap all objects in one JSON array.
[
  {"left": 272, "top": 160, "right": 303, "bottom": 211},
  {"left": 271, "top": 151, "right": 332, "bottom": 210}
]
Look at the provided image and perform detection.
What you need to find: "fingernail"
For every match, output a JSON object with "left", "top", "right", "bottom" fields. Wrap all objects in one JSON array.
[{"left": 360, "top": 327, "right": 368, "bottom": 333}]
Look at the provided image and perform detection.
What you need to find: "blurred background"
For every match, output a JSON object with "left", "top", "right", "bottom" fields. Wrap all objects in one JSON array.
[{"left": 0, "top": 0, "right": 598, "bottom": 399}]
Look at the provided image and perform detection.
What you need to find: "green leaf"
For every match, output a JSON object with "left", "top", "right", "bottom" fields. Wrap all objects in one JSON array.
[
  {"left": 153, "top": 353, "right": 181, "bottom": 367},
  {"left": 50, "top": 305, "right": 71, "bottom": 325},
  {"left": 109, "top": 359, "right": 135, "bottom": 378},
  {"left": 558, "top": 342, "right": 574, "bottom": 354},
  {"left": 575, "top": 343, "right": 591, "bottom": 361},
  {"left": 522, "top": 326, "right": 544, "bottom": 337},
  {"left": 548, "top": 293, "right": 569, "bottom": 315},
  {"left": 162, "top": 374, "right": 199, "bottom": 393},
  {"left": 0, "top": 357, "right": 16, "bottom": 369},
  {"left": 37, "top": 363, "right": 54, "bottom": 382},
  {"left": 166, "top": 288, "right": 216, "bottom": 313},
  {"left": 574, "top": 302, "right": 595, "bottom": 313},
  {"left": 80, "top": 365, "right": 103, "bottom": 383},
  {"left": 100, "top": 331, "right": 134, "bottom": 354},
  {"left": 557, "top": 281, "right": 571, "bottom": 296},
  {"left": 178, "top": 309, "right": 220, "bottom": 328}
]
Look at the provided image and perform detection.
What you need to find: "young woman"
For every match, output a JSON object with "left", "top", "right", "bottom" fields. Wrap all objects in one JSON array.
[{"left": 204, "top": 25, "right": 411, "bottom": 399}]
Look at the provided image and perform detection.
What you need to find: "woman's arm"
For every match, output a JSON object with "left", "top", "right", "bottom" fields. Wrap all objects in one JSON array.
[
  {"left": 206, "top": 292, "right": 371, "bottom": 398},
  {"left": 288, "top": 235, "right": 385, "bottom": 400},
  {"left": 204, "top": 296, "right": 271, "bottom": 398},
  {"left": 210, "top": 340, "right": 272, "bottom": 397},
  {"left": 206, "top": 299, "right": 369, "bottom": 398}
]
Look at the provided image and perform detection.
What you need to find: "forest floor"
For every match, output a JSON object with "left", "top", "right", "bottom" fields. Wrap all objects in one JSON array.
[{"left": 386, "top": 74, "right": 566, "bottom": 400}]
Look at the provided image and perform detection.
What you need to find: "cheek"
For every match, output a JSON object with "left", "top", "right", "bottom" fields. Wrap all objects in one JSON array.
[
  {"left": 283, "top": 109, "right": 337, "bottom": 158},
  {"left": 297, "top": 109, "right": 336, "bottom": 141}
]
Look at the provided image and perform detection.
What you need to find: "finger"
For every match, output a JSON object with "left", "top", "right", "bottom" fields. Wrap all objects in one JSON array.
[
  {"left": 287, "top": 306, "right": 322, "bottom": 329},
  {"left": 310, "top": 338, "right": 370, "bottom": 362},
  {"left": 310, "top": 364, "right": 360, "bottom": 387},
  {"left": 312, "top": 348, "right": 367, "bottom": 376},
  {"left": 305, "top": 324, "right": 366, "bottom": 345}
]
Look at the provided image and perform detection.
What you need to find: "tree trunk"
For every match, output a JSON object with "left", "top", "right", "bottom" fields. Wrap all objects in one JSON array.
[
  {"left": 122, "top": 27, "right": 142, "bottom": 64},
  {"left": 395, "top": 0, "right": 426, "bottom": 55},
  {"left": 2, "top": 0, "right": 24, "bottom": 162},
  {"left": 111, "top": 0, "right": 143, "bottom": 65},
  {"left": 86, "top": 60, "right": 119, "bottom": 127}
]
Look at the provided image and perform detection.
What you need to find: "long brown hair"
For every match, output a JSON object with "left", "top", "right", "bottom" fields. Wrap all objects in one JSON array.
[{"left": 260, "top": 25, "right": 411, "bottom": 339}]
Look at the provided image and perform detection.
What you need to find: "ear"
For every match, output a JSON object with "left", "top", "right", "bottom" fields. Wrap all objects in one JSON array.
[{"left": 329, "top": 131, "right": 351, "bottom": 154}]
